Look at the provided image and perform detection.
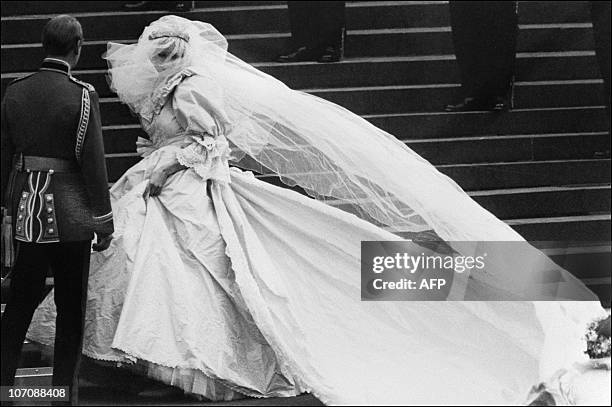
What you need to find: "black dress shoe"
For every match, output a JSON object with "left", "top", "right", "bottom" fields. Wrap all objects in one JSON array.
[
  {"left": 492, "top": 96, "right": 511, "bottom": 112},
  {"left": 123, "top": 1, "right": 192, "bottom": 11},
  {"left": 277, "top": 47, "right": 317, "bottom": 63},
  {"left": 170, "top": 1, "right": 193, "bottom": 12},
  {"left": 123, "top": 1, "right": 153, "bottom": 10},
  {"left": 317, "top": 46, "right": 342, "bottom": 63},
  {"left": 445, "top": 97, "right": 504, "bottom": 112},
  {"left": 445, "top": 98, "right": 488, "bottom": 112}
]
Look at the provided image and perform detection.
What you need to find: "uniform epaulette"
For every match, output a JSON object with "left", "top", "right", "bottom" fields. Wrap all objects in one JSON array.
[
  {"left": 69, "top": 76, "right": 96, "bottom": 92},
  {"left": 7, "top": 73, "right": 35, "bottom": 87}
]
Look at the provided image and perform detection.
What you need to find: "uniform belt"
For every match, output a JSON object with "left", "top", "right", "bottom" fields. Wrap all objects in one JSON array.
[{"left": 15, "top": 155, "right": 79, "bottom": 173}]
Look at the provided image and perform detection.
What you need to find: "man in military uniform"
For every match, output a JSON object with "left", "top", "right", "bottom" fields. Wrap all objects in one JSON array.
[{"left": 1, "top": 15, "right": 113, "bottom": 405}]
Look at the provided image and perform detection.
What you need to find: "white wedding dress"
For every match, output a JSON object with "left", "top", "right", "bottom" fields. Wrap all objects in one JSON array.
[{"left": 26, "top": 69, "right": 605, "bottom": 405}]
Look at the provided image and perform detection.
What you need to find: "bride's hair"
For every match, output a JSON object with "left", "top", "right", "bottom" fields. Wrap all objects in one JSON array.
[
  {"left": 104, "top": 15, "right": 227, "bottom": 112},
  {"left": 149, "top": 30, "right": 190, "bottom": 62},
  {"left": 149, "top": 36, "right": 189, "bottom": 72}
]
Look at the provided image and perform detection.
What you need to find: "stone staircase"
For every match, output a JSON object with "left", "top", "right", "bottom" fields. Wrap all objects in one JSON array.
[{"left": 1, "top": 1, "right": 610, "bottom": 395}]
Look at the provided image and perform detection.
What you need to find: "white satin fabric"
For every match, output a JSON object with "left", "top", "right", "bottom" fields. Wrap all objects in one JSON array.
[{"left": 26, "top": 71, "right": 605, "bottom": 405}]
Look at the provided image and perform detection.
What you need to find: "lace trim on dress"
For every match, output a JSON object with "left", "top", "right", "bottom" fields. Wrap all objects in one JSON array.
[
  {"left": 139, "top": 68, "right": 195, "bottom": 123},
  {"left": 110, "top": 342, "right": 295, "bottom": 400},
  {"left": 176, "top": 133, "right": 231, "bottom": 183}
]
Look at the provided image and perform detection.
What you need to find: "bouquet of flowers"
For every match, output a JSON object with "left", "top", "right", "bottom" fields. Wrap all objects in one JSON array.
[{"left": 585, "top": 315, "right": 611, "bottom": 360}]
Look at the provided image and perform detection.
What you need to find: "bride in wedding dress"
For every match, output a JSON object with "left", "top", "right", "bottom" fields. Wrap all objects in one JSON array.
[{"left": 26, "top": 15, "right": 606, "bottom": 405}]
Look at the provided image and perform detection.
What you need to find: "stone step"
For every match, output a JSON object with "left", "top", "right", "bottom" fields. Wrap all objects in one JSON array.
[
  {"left": 392, "top": 214, "right": 611, "bottom": 241},
  {"left": 547, "top": 245, "right": 611, "bottom": 281},
  {"left": 0, "top": 0, "right": 282, "bottom": 16},
  {"left": 509, "top": 214, "right": 611, "bottom": 241},
  {"left": 309, "top": 80, "right": 606, "bottom": 115},
  {"left": 329, "top": 185, "right": 611, "bottom": 220},
  {"left": 2, "top": 52, "right": 602, "bottom": 97},
  {"left": 407, "top": 132, "right": 610, "bottom": 165},
  {"left": 0, "top": 1, "right": 593, "bottom": 43},
  {"left": 103, "top": 131, "right": 611, "bottom": 165},
  {"left": 469, "top": 185, "right": 611, "bottom": 219},
  {"left": 13, "top": 367, "right": 52, "bottom": 388},
  {"left": 0, "top": 24, "right": 597, "bottom": 71},
  {"left": 436, "top": 159, "right": 611, "bottom": 191},
  {"left": 323, "top": 186, "right": 611, "bottom": 245},
  {"left": 92, "top": 81, "right": 606, "bottom": 126},
  {"left": 366, "top": 106, "right": 610, "bottom": 139}
]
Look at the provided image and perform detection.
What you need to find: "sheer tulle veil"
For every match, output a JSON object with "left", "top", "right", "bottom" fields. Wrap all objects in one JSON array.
[{"left": 104, "top": 15, "right": 601, "bottom": 303}]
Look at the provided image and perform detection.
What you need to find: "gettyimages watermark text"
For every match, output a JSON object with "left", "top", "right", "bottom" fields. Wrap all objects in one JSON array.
[{"left": 361, "top": 241, "right": 609, "bottom": 301}]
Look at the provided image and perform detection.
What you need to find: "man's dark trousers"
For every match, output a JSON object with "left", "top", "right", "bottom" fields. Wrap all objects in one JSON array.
[
  {"left": 590, "top": 1, "right": 611, "bottom": 112},
  {"left": 1, "top": 241, "right": 91, "bottom": 403},
  {"left": 288, "top": 1, "right": 346, "bottom": 53},
  {"left": 449, "top": 1, "right": 518, "bottom": 102}
]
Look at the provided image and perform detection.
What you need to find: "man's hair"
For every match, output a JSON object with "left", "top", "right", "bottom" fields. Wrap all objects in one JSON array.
[{"left": 41, "top": 15, "right": 83, "bottom": 56}]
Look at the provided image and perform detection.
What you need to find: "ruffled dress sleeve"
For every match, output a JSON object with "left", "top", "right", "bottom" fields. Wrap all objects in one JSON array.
[{"left": 172, "top": 72, "right": 233, "bottom": 184}]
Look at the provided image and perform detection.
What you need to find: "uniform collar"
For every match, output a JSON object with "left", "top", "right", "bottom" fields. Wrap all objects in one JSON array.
[{"left": 40, "top": 58, "right": 71, "bottom": 75}]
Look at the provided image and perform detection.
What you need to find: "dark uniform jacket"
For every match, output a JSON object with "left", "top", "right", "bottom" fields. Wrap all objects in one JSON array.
[{"left": 1, "top": 58, "right": 113, "bottom": 242}]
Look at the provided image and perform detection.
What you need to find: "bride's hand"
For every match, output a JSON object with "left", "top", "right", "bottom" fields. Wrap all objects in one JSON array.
[{"left": 144, "top": 170, "right": 168, "bottom": 198}]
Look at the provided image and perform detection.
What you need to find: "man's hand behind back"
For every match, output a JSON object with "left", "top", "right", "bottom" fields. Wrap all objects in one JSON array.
[{"left": 92, "top": 232, "right": 113, "bottom": 252}]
